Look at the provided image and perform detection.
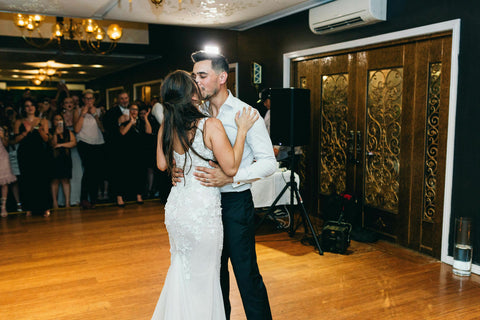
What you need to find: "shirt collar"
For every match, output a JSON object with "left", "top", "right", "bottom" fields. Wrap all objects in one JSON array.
[
  {"left": 202, "top": 90, "right": 234, "bottom": 117},
  {"left": 119, "top": 105, "right": 129, "bottom": 115},
  {"left": 222, "top": 90, "right": 235, "bottom": 110}
]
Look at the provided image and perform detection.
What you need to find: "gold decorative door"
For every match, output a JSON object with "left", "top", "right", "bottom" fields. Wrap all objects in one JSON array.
[
  {"left": 292, "top": 33, "right": 452, "bottom": 258},
  {"left": 364, "top": 68, "right": 403, "bottom": 213}
]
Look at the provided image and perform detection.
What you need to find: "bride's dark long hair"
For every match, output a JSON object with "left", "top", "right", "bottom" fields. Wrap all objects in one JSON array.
[{"left": 160, "top": 69, "right": 210, "bottom": 175}]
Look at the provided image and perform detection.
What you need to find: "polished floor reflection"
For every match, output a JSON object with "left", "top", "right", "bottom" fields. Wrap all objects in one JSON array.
[{"left": 0, "top": 201, "right": 479, "bottom": 319}]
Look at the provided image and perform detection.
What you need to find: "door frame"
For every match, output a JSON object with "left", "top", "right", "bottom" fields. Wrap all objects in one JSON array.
[{"left": 282, "top": 19, "right": 472, "bottom": 273}]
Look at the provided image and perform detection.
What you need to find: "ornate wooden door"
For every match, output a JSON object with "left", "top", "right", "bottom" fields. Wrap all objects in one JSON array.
[{"left": 292, "top": 33, "right": 452, "bottom": 258}]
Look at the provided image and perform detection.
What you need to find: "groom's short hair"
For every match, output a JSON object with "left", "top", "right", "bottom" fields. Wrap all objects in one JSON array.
[{"left": 191, "top": 50, "right": 229, "bottom": 74}]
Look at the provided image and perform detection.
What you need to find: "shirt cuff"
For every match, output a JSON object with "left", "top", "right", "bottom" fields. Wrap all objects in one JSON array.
[
  {"left": 232, "top": 168, "right": 259, "bottom": 187},
  {"left": 233, "top": 167, "right": 248, "bottom": 184},
  {"left": 231, "top": 180, "right": 246, "bottom": 188}
]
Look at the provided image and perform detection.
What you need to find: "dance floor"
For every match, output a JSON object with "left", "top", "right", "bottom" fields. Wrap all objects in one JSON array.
[{"left": 0, "top": 201, "right": 479, "bottom": 319}]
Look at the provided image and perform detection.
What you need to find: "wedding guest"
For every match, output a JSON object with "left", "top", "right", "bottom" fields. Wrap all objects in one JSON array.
[
  {"left": 14, "top": 98, "right": 51, "bottom": 217},
  {"left": 139, "top": 104, "right": 157, "bottom": 199},
  {"left": 117, "top": 103, "right": 152, "bottom": 205},
  {"left": 102, "top": 90, "right": 130, "bottom": 205},
  {"left": 50, "top": 113, "right": 77, "bottom": 208},
  {"left": 73, "top": 89, "right": 105, "bottom": 209},
  {"left": 60, "top": 96, "right": 82, "bottom": 206},
  {"left": 5, "top": 106, "right": 22, "bottom": 211},
  {"left": 0, "top": 121, "right": 17, "bottom": 217}
]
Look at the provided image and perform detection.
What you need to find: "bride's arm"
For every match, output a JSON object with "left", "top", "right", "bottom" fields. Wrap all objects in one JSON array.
[
  {"left": 156, "top": 125, "right": 167, "bottom": 171},
  {"left": 204, "top": 108, "right": 257, "bottom": 177}
]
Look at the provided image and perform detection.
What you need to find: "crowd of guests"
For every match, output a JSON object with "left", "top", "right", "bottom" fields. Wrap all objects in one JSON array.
[{"left": 0, "top": 86, "right": 169, "bottom": 217}]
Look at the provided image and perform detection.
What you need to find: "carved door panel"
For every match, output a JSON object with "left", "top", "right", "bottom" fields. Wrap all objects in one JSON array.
[
  {"left": 293, "top": 34, "right": 451, "bottom": 258},
  {"left": 292, "top": 53, "right": 358, "bottom": 220},
  {"left": 358, "top": 45, "right": 410, "bottom": 245}
]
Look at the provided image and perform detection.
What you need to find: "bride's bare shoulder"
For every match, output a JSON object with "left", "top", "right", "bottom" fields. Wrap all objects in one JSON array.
[
  {"left": 204, "top": 117, "right": 221, "bottom": 125},
  {"left": 204, "top": 117, "right": 223, "bottom": 131}
]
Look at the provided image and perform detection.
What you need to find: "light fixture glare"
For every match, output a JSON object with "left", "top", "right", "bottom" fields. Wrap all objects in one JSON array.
[
  {"left": 204, "top": 45, "right": 220, "bottom": 54},
  {"left": 107, "top": 24, "right": 122, "bottom": 41},
  {"left": 13, "top": 13, "right": 123, "bottom": 54}
]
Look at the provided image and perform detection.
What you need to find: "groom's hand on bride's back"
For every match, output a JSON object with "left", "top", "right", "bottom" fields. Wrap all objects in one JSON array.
[
  {"left": 171, "top": 160, "right": 184, "bottom": 186},
  {"left": 194, "top": 161, "right": 233, "bottom": 187}
]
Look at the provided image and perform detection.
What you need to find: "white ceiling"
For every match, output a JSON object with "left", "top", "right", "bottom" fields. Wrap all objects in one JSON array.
[{"left": 0, "top": 0, "right": 329, "bottom": 30}]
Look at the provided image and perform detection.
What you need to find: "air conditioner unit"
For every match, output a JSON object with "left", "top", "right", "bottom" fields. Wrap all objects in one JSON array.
[{"left": 309, "top": 0, "right": 387, "bottom": 35}]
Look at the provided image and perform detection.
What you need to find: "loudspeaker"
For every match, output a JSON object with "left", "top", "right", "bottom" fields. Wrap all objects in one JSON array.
[
  {"left": 321, "top": 221, "right": 352, "bottom": 254},
  {"left": 270, "top": 88, "right": 310, "bottom": 147}
]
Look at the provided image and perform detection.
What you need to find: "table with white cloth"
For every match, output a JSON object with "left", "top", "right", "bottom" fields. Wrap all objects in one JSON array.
[{"left": 251, "top": 169, "right": 300, "bottom": 208}]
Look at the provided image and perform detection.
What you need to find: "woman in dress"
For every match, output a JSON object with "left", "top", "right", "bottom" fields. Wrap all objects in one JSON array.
[
  {"left": 0, "top": 121, "right": 17, "bottom": 217},
  {"left": 14, "top": 98, "right": 51, "bottom": 217},
  {"left": 5, "top": 106, "right": 22, "bottom": 212},
  {"left": 151, "top": 70, "right": 258, "bottom": 320},
  {"left": 61, "top": 96, "right": 82, "bottom": 206},
  {"left": 50, "top": 113, "right": 77, "bottom": 208},
  {"left": 117, "top": 103, "right": 152, "bottom": 206}
]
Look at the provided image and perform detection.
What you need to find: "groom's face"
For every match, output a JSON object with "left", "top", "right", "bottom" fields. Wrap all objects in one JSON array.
[{"left": 192, "top": 60, "right": 220, "bottom": 101}]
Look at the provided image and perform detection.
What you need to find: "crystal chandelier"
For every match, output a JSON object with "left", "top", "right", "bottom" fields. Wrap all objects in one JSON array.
[{"left": 14, "top": 13, "right": 123, "bottom": 55}]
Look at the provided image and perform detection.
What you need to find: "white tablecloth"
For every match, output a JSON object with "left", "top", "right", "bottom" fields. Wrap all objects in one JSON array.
[{"left": 251, "top": 169, "right": 300, "bottom": 208}]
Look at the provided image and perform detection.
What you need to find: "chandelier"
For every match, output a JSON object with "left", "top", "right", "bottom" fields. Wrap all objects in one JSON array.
[
  {"left": 14, "top": 14, "right": 123, "bottom": 55},
  {"left": 150, "top": 0, "right": 164, "bottom": 6},
  {"left": 150, "top": 0, "right": 192, "bottom": 9},
  {"left": 27, "top": 60, "right": 59, "bottom": 86}
]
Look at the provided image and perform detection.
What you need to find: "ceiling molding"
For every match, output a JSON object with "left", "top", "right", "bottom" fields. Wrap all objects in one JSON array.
[{"left": 93, "top": 0, "right": 121, "bottom": 19}]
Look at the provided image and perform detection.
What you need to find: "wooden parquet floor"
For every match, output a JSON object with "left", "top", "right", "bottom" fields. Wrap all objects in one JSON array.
[{"left": 0, "top": 201, "right": 479, "bottom": 320}]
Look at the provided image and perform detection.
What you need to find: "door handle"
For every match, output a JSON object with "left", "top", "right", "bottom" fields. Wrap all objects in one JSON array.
[
  {"left": 347, "top": 130, "right": 361, "bottom": 165},
  {"left": 348, "top": 130, "right": 356, "bottom": 164},
  {"left": 356, "top": 131, "right": 362, "bottom": 164}
]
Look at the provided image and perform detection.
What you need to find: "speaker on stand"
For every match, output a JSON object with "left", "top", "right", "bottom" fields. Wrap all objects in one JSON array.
[{"left": 257, "top": 88, "right": 323, "bottom": 255}]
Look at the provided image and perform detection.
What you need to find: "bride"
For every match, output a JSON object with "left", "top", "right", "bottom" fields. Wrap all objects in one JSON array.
[{"left": 152, "top": 70, "right": 258, "bottom": 319}]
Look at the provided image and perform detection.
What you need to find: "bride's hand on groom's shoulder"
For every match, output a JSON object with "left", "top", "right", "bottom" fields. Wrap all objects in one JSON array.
[{"left": 194, "top": 161, "right": 233, "bottom": 187}]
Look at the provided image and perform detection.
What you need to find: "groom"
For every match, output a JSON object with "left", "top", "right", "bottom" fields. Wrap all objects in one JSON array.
[{"left": 191, "top": 51, "right": 276, "bottom": 320}]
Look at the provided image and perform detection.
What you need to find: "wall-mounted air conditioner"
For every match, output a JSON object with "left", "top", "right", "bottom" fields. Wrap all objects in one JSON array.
[{"left": 309, "top": 0, "right": 387, "bottom": 35}]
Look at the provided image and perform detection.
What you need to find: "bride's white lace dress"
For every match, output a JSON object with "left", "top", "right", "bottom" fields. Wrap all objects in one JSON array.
[{"left": 152, "top": 118, "right": 225, "bottom": 320}]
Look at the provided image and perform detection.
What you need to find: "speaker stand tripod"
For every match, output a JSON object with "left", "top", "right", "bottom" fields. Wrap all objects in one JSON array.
[{"left": 256, "top": 150, "right": 323, "bottom": 255}]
